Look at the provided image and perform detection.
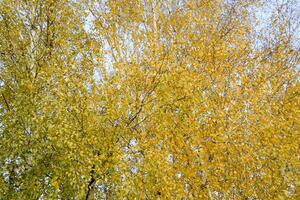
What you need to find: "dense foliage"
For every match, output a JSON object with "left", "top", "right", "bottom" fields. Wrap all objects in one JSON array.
[{"left": 0, "top": 0, "right": 299, "bottom": 199}]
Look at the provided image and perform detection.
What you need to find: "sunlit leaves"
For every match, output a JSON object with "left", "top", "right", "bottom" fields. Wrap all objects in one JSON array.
[{"left": 0, "top": 0, "right": 299, "bottom": 199}]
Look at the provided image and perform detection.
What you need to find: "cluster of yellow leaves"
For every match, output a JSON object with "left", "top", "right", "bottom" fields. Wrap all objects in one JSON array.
[{"left": 0, "top": 0, "right": 299, "bottom": 199}]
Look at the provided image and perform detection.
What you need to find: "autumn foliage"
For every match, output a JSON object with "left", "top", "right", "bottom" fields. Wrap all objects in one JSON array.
[{"left": 0, "top": 0, "right": 299, "bottom": 199}]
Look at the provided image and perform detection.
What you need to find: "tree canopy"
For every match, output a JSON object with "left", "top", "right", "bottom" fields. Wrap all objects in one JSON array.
[{"left": 0, "top": 0, "right": 299, "bottom": 199}]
